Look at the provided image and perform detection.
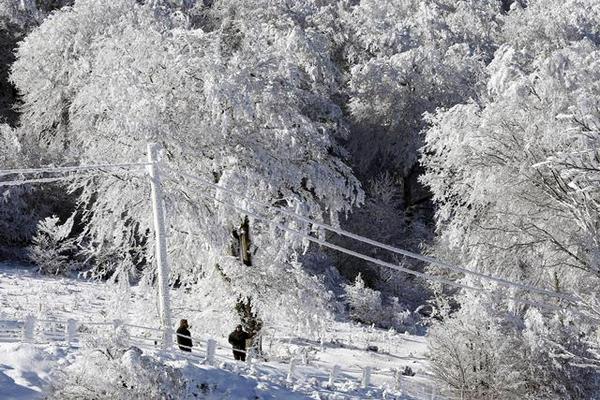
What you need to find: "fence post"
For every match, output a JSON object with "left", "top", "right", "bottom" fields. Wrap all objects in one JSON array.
[
  {"left": 287, "top": 358, "right": 297, "bottom": 382},
  {"left": 301, "top": 348, "right": 308, "bottom": 365},
  {"left": 22, "top": 314, "right": 36, "bottom": 343},
  {"left": 361, "top": 366, "right": 372, "bottom": 389},
  {"left": 395, "top": 370, "right": 403, "bottom": 393},
  {"left": 246, "top": 347, "right": 253, "bottom": 366},
  {"left": 328, "top": 364, "right": 340, "bottom": 386},
  {"left": 65, "top": 318, "right": 78, "bottom": 347},
  {"left": 147, "top": 142, "right": 173, "bottom": 349},
  {"left": 205, "top": 338, "right": 216, "bottom": 365},
  {"left": 113, "top": 318, "right": 132, "bottom": 346}
]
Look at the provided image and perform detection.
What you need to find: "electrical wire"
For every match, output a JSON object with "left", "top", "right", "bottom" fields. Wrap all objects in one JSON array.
[
  {"left": 0, "top": 161, "right": 153, "bottom": 177},
  {"left": 165, "top": 167, "right": 574, "bottom": 302},
  {"left": 163, "top": 172, "right": 567, "bottom": 312}
]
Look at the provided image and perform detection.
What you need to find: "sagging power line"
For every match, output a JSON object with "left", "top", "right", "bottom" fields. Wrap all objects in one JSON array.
[
  {"left": 166, "top": 167, "right": 574, "bottom": 303},
  {"left": 164, "top": 172, "right": 571, "bottom": 313}
]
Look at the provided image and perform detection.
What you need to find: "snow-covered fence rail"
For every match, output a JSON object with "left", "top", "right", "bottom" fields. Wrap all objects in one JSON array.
[
  {"left": 0, "top": 317, "right": 117, "bottom": 346},
  {"left": 0, "top": 317, "right": 453, "bottom": 399}
]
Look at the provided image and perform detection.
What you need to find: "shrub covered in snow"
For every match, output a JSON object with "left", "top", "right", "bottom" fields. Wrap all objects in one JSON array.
[
  {"left": 46, "top": 344, "right": 185, "bottom": 400},
  {"left": 428, "top": 293, "right": 600, "bottom": 400},
  {"left": 344, "top": 273, "right": 383, "bottom": 326},
  {"left": 27, "top": 215, "right": 77, "bottom": 275},
  {"left": 344, "top": 273, "right": 418, "bottom": 331}
]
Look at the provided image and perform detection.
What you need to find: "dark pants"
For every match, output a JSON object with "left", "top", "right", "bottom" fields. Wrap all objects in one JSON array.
[{"left": 233, "top": 349, "right": 246, "bottom": 361}]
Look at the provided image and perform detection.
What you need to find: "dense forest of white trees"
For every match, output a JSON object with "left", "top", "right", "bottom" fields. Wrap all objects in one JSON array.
[{"left": 1, "top": 0, "right": 599, "bottom": 398}]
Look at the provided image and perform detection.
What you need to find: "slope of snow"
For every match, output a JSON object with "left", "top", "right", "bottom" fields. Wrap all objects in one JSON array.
[
  {"left": 0, "top": 261, "right": 440, "bottom": 399},
  {"left": 0, "top": 342, "right": 430, "bottom": 400},
  {"left": 0, "top": 343, "right": 70, "bottom": 399}
]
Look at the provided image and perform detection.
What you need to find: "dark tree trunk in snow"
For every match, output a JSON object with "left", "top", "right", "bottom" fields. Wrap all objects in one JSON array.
[{"left": 233, "top": 217, "right": 263, "bottom": 353}]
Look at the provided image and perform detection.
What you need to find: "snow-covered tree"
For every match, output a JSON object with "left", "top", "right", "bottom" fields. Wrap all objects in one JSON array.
[
  {"left": 324, "top": 0, "right": 504, "bottom": 304},
  {"left": 0, "top": 0, "right": 78, "bottom": 258},
  {"left": 0, "top": 0, "right": 74, "bottom": 124},
  {"left": 422, "top": 0, "right": 600, "bottom": 397},
  {"left": 11, "top": 0, "right": 362, "bottom": 332},
  {"left": 344, "top": 273, "right": 383, "bottom": 325},
  {"left": 0, "top": 124, "right": 73, "bottom": 258},
  {"left": 332, "top": 173, "right": 431, "bottom": 306},
  {"left": 422, "top": 14, "right": 600, "bottom": 292},
  {"left": 429, "top": 291, "right": 599, "bottom": 399},
  {"left": 344, "top": 272, "right": 417, "bottom": 330},
  {"left": 342, "top": 0, "right": 501, "bottom": 177}
]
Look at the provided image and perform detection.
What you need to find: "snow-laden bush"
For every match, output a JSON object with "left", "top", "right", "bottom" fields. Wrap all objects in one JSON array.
[
  {"left": 428, "top": 300, "right": 523, "bottom": 399},
  {"left": 46, "top": 342, "right": 185, "bottom": 400},
  {"left": 429, "top": 293, "right": 600, "bottom": 400},
  {"left": 519, "top": 309, "right": 600, "bottom": 399},
  {"left": 386, "top": 297, "right": 418, "bottom": 334},
  {"left": 344, "top": 274, "right": 417, "bottom": 331},
  {"left": 344, "top": 273, "right": 384, "bottom": 325},
  {"left": 27, "top": 214, "right": 77, "bottom": 275}
]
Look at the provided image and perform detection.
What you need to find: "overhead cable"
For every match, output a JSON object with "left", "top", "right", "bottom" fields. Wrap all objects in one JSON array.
[{"left": 166, "top": 167, "right": 573, "bottom": 302}]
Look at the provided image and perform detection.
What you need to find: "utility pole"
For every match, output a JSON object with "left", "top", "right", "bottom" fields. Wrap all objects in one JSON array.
[{"left": 147, "top": 143, "right": 173, "bottom": 349}]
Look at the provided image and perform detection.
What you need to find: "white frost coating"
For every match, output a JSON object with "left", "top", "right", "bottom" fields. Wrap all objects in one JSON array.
[
  {"left": 328, "top": 365, "right": 340, "bottom": 386},
  {"left": 65, "top": 319, "right": 78, "bottom": 347},
  {"left": 287, "top": 359, "right": 297, "bottom": 382},
  {"left": 147, "top": 143, "right": 173, "bottom": 349},
  {"left": 0, "top": 175, "right": 92, "bottom": 187},
  {"left": 22, "top": 315, "right": 35, "bottom": 343}
]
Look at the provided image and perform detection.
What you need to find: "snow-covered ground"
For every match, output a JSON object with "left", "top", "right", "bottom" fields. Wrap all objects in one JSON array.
[{"left": 0, "top": 262, "right": 442, "bottom": 399}]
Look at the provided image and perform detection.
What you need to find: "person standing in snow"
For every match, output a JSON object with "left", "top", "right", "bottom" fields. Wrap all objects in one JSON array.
[
  {"left": 228, "top": 324, "right": 251, "bottom": 361},
  {"left": 176, "top": 319, "right": 193, "bottom": 352}
]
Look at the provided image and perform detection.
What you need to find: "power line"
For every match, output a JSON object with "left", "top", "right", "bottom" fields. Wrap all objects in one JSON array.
[
  {"left": 1, "top": 162, "right": 567, "bottom": 301},
  {"left": 0, "top": 161, "right": 571, "bottom": 311},
  {"left": 0, "top": 166, "right": 148, "bottom": 187},
  {"left": 163, "top": 173, "right": 567, "bottom": 312},
  {"left": 166, "top": 167, "right": 573, "bottom": 302},
  {"left": 0, "top": 174, "right": 97, "bottom": 187},
  {"left": 0, "top": 162, "right": 153, "bottom": 177},
  {"left": 165, "top": 176, "right": 476, "bottom": 291}
]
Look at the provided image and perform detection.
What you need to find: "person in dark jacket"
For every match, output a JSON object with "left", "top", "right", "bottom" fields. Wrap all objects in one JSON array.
[
  {"left": 228, "top": 324, "right": 251, "bottom": 361},
  {"left": 176, "top": 319, "right": 192, "bottom": 352}
]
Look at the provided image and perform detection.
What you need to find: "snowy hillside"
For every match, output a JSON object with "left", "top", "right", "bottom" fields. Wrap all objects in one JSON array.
[{"left": 0, "top": 262, "right": 439, "bottom": 399}]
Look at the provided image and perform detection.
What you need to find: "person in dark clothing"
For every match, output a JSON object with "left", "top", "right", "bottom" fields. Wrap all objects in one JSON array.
[
  {"left": 176, "top": 319, "right": 193, "bottom": 352},
  {"left": 228, "top": 324, "right": 251, "bottom": 361}
]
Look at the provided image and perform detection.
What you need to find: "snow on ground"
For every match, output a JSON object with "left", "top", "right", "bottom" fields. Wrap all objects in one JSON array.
[
  {"left": 0, "top": 262, "right": 439, "bottom": 399},
  {"left": 0, "top": 343, "right": 71, "bottom": 399}
]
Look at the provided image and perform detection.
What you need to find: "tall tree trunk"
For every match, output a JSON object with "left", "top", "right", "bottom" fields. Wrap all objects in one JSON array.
[{"left": 233, "top": 217, "right": 263, "bottom": 353}]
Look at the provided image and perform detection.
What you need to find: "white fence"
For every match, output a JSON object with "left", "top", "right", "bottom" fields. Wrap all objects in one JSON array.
[{"left": 0, "top": 316, "right": 466, "bottom": 400}]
